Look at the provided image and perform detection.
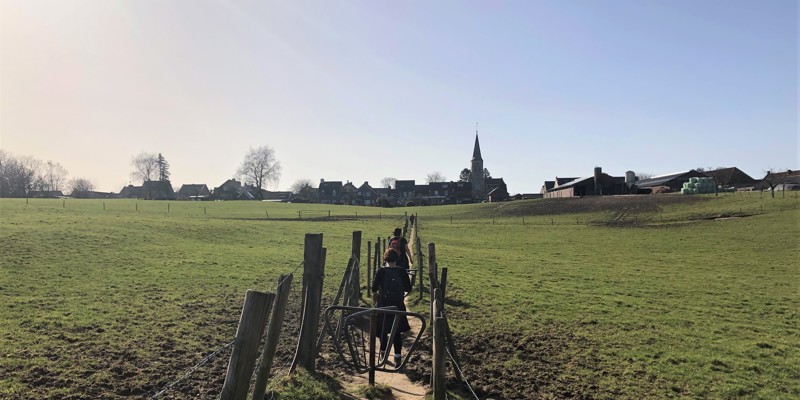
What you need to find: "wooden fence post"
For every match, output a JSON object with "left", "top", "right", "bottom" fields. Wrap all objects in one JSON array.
[
  {"left": 220, "top": 290, "right": 276, "bottom": 400},
  {"left": 416, "top": 236, "right": 424, "bottom": 300},
  {"left": 428, "top": 243, "right": 437, "bottom": 323},
  {"left": 252, "top": 274, "right": 294, "bottom": 400},
  {"left": 351, "top": 231, "right": 362, "bottom": 303},
  {"left": 367, "top": 240, "right": 372, "bottom": 292},
  {"left": 432, "top": 289, "right": 445, "bottom": 400},
  {"left": 318, "top": 258, "right": 354, "bottom": 352},
  {"left": 440, "top": 267, "right": 448, "bottom": 301},
  {"left": 291, "top": 233, "right": 325, "bottom": 373}
]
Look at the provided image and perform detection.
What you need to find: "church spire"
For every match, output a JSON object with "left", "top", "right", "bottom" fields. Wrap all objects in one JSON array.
[{"left": 472, "top": 123, "right": 483, "bottom": 161}]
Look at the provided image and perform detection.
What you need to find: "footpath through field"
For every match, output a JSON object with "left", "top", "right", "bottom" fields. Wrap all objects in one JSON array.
[{"left": 340, "top": 225, "right": 428, "bottom": 400}]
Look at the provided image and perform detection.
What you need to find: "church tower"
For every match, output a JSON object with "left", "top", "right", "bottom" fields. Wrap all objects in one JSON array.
[{"left": 471, "top": 131, "right": 485, "bottom": 199}]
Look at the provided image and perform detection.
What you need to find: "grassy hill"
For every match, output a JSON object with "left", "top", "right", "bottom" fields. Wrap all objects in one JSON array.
[{"left": 0, "top": 193, "right": 797, "bottom": 399}]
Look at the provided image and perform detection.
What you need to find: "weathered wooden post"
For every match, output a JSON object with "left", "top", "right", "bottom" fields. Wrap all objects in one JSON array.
[
  {"left": 252, "top": 274, "right": 293, "bottom": 400},
  {"left": 416, "top": 236, "right": 424, "bottom": 300},
  {"left": 369, "top": 310, "right": 377, "bottom": 386},
  {"left": 403, "top": 211, "right": 408, "bottom": 238},
  {"left": 351, "top": 230, "right": 362, "bottom": 303},
  {"left": 291, "top": 233, "right": 325, "bottom": 373},
  {"left": 220, "top": 290, "right": 276, "bottom": 400},
  {"left": 367, "top": 240, "right": 372, "bottom": 291},
  {"left": 432, "top": 289, "right": 445, "bottom": 400},
  {"left": 317, "top": 258, "right": 354, "bottom": 351},
  {"left": 440, "top": 267, "right": 448, "bottom": 301},
  {"left": 428, "top": 243, "right": 437, "bottom": 323}
]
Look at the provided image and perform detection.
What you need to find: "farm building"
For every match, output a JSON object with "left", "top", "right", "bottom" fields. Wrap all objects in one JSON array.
[
  {"left": 28, "top": 190, "right": 65, "bottom": 198},
  {"left": 543, "top": 168, "right": 629, "bottom": 199},
  {"left": 634, "top": 170, "right": 708, "bottom": 192},
  {"left": 121, "top": 181, "right": 175, "bottom": 200},
  {"left": 756, "top": 169, "right": 800, "bottom": 191},
  {"left": 119, "top": 185, "right": 142, "bottom": 198},
  {"left": 141, "top": 181, "right": 175, "bottom": 200},
  {"left": 702, "top": 167, "right": 756, "bottom": 190},
  {"left": 72, "top": 190, "right": 118, "bottom": 199},
  {"left": 177, "top": 184, "right": 210, "bottom": 200},
  {"left": 261, "top": 190, "right": 292, "bottom": 201}
]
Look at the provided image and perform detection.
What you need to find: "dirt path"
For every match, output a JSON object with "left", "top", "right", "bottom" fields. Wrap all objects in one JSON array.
[
  {"left": 342, "top": 226, "right": 428, "bottom": 399},
  {"left": 340, "top": 300, "right": 428, "bottom": 399}
]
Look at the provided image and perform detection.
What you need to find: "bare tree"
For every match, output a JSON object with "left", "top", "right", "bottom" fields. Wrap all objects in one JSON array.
[
  {"left": 237, "top": 145, "right": 281, "bottom": 200},
  {"left": 290, "top": 178, "right": 317, "bottom": 201},
  {"left": 131, "top": 152, "right": 159, "bottom": 183},
  {"left": 426, "top": 171, "right": 447, "bottom": 183},
  {"left": 69, "top": 178, "right": 95, "bottom": 198},
  {"left": 380, "top": 177, "right": 396, "bottom": 188},
  {"left": 39, "top": 161, "right": 69, "bottom": 192}
]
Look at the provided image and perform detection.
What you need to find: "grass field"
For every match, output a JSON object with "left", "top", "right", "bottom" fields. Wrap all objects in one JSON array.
[{"left": 1, "top": 193, "right": 798, "bottom": 399}]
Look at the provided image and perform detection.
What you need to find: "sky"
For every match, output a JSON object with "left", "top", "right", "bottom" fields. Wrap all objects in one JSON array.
[{"left": 1, "top": 0, "right": 797, "bottom": 194}]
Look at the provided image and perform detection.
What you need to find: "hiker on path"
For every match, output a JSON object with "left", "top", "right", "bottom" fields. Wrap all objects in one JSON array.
[
  {"left": 388, "top": 227, "right": 413, "bottom": 271},
  {"left": 372, "top": 248, "right": 413, "bottom": 365}
]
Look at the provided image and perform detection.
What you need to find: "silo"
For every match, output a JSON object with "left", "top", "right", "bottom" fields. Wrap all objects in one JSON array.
[
  {"left": 625, "top": 171, "right": 636, "bottom": 189},
  {"left": 594, "top": 167, "right": 602, "bottom": 195}
]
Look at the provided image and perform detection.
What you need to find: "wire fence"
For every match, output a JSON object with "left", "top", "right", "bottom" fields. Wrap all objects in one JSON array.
[
  {"left": 143, "top": 212, "right": 482, "bottom": 399},
  {"left": 148, "top": 262, "right": 307, "bottom": 399}
]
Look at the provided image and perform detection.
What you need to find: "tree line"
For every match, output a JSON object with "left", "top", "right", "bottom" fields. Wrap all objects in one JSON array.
[
  {"left": 0, "top": 150, "right": 94, "bottom": 198},
  {"left": 0, "top": 145, "right": 282, "bottom": 199}
]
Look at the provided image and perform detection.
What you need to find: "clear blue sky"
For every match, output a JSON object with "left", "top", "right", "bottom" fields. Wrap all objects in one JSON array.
[{"left": 2, "top": 0, "right": 797, "bottom": 193}]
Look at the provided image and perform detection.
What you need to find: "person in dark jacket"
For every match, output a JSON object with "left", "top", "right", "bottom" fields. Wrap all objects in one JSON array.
[
  {"left": 372, "top": 248, "right": 412, "bottom": 365},
  {"left": 388, "top": 227, "right": 413, "bottom": 271}
]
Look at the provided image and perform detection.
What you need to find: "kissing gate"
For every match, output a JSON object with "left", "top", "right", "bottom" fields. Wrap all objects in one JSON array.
[
  {"left": 323, "top": 304, "right": 426, "bottom": 384},
  {"left": 219, "top": 216, "right": 456, "bottom": 400}
]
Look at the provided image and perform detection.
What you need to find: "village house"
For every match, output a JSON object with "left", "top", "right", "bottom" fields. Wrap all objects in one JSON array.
[
  {"left": 318, "top": 180, "right": 343, "bottom": 204},
  {"left": 211, "top": 179, "right": 253, "bottom": 200},
  {"left": 356, "top": 181, "right": 378, "bottom": 206}
]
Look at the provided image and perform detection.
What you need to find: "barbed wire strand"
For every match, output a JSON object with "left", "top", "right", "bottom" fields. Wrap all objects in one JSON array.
[
  {"left": 150, "top": 261, "right": 304, "bottom": 399},
  {"left": 446, "top": 346, "right": 481, "bottom": 400},
  {"left": 150, "top": 339, "right": 235, "bottom": 399}
]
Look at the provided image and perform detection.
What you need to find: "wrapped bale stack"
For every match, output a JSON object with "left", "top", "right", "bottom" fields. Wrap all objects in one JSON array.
[{"left": 681, "top": 177, "right": 716, "bottom": 194}]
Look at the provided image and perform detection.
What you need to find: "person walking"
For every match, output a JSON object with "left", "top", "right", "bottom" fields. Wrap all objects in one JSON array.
[
  {"left": 372, "top": 248, "right": 413, "bottom": 365},
  {"left": 388, "top": 227, "right": 413, "bottom": 271}
]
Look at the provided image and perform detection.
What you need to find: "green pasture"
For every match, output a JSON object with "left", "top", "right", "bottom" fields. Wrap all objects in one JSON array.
[
  {"left": 0, "top": 193, "right": 798, "bottom": 399},
  {"left": 414, "top": 193, "right": 799, "bottom": 399}
]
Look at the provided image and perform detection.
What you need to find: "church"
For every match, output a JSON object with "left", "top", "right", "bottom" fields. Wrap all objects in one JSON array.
[{"left": 470, "top": 133, "right": 509, "bottom": 202}]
